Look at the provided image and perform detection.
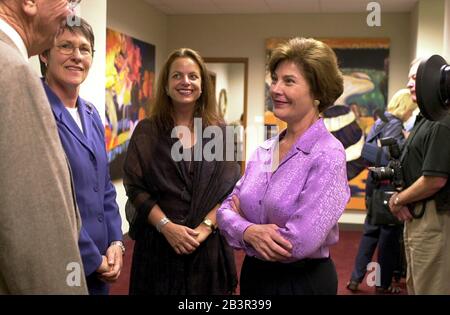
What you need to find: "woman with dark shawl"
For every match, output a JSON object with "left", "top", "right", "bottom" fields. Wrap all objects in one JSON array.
[{"left": 123, "top": 48, "right": 240, "bottom": 295}]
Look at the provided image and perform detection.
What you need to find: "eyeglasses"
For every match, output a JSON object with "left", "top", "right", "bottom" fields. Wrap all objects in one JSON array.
[
  {"left": 67, "top": 0, "right": 81, "bottom": 10},
  {"left": 56, "top": 43, "right": 94, "bottom": 56}
]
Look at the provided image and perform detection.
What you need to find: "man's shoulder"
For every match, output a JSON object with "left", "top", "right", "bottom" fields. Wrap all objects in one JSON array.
[
  {"left": 408, "top": 115, "right": 450, "bottom": 149},
  {"left": 0, "top": 40, "right": 26, "bottom": 67},
  {"left": 436, "top": 114, "right": 450, "bottom": 129},
  {"left": 0, "top": 42, "right": 35, "bottom": 84},
  {"left": 418, "top": 115, "right": 450, "bottom": 134},
  {"left": 0, "top": 45, "right": 43, "bottom": 97}
]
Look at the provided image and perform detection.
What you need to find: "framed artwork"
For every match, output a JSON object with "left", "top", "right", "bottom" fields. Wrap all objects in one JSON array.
[
  {"left": 105, "top": 28, "right": 155, "bottom": 180},
  {"left": 218, "top": 88, "right": 228, "bottom": 118},
  {"left": 265, "top": 38, "right": 390, "bottom": 211}
]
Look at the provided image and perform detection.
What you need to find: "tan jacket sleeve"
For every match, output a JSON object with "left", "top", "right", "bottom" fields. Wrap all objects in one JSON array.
[{"left": 0, "top": 34, "right": 88, "bottom": 294}]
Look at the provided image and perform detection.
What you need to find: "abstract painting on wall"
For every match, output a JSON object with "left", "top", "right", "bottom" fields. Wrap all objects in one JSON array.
[
  {"left": 265, "top": 38, "right": 390, "bottom": 211},
  {"left": 105, "top": 28, "right": 155, "bottom": 180}
]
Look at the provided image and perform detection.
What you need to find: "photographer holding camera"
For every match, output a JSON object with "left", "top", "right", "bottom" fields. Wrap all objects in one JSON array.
[
  {"left": 388, "top": 58, "right": 450, "bottom": 294},
  {"left": 347, "top": 89, "right": 415, "bottom": 294}
]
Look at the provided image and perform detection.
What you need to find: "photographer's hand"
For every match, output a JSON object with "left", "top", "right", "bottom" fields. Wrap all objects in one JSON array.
[{"left": 389, "top": 192, "right": 413, "bottom": 221}]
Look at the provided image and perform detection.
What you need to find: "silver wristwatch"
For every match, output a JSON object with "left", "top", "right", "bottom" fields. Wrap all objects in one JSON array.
[
  {"left": 110, "top": 241, "right": 125, "bottom": 255},
  {"left": 156, "top": 216, "right": 171, "bottom": 233}
]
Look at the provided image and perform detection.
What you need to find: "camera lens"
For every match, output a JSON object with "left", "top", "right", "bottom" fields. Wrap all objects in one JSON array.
[{"left": 370, "top": 166, "right": 395, "bottom": 181}]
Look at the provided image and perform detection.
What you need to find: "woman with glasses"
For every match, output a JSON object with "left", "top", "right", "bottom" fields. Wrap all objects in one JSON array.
[{"left": 39, "top": 17, "right": 123, "bottom": 295}]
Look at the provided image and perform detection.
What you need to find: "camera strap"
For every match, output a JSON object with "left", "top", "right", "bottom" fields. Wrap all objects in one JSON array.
[
  {"left": 409, "top": 200, "right": 427, "bottom": 219},
  {"left": 400, "top": 118, "right": 431, "bottom": 219},
  {"left": 366, "top": 121, "right": 388, "bottom": 166},
  {"left": 400, "top": 116, "right": 426, "bottom": 164}
]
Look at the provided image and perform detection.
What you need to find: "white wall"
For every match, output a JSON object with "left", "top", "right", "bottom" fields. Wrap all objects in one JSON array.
[
  {"left": 416, "top": 0, "right": 446, "bottom": 58},
  {"left": 206, "top": 63, "right": 230, "bottom": 112},
  {"left": 79, "top": 0, "right": 107, "bottom": 122},
  {"left": 107, "top": 0, "right": 168, "bottom": 76},
  {"left": 206, "top": 62, "right": 245, "bottom": 124},
  {"left": 444, "top": 0, "right": 450, "bottom": 60},
  {"left": 228, "top": 64, "right": 245, "bottom": 124},
  {"left": 107, "top": 0, "right": 168, "bottom": 233},
  {"left": 410, "top": 2, "right": 419, "bottom": 62}
]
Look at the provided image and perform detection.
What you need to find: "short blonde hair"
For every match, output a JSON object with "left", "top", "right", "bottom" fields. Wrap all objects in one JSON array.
[{"left": 387, "top": 88, "right": 417, "bottom": 121}]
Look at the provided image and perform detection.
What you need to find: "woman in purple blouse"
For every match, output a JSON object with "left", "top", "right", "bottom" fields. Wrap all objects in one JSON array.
[{"left": 217, "top": 37, "right": 351, "bottom": 295}]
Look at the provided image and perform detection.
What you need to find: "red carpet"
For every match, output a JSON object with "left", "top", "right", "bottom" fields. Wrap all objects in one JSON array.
[{"left": 110, "top": 229, "right": 406, "bottom": 295}]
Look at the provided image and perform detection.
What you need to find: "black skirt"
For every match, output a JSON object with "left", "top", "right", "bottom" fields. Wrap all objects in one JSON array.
[
  {"left": 240, "top": 255, "right": 338, "bottom": 295},
  {"left": 129, "top": 227, "right": 237, "bottom": 295}
]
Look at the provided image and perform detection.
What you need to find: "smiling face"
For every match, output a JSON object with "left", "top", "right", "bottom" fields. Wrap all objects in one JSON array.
[
  {"left": 166, "top": 57, "right": 202, "bottom": 110},
  {"left": 41, "top": 29, "right": 93, "bottom": 90},
  {"left": 270, "top": 60, "right": 317, "bottom": 124}
]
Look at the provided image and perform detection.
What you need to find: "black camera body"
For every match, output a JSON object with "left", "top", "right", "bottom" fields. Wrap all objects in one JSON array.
[{"left": 368, "top": 137, "right": 404, "bottom": 190}]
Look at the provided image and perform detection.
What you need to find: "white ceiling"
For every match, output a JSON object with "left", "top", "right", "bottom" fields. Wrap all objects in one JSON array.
[{"left": 144, "top": 0, "right": 419, "bottom": 15}]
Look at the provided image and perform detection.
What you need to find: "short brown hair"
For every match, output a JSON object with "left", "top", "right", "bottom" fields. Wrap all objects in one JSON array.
[
  {"left": 150, "top": 48, "right": 222, "bottom": 129},
  {"left": 40, "top": 17, "right": 95, "bottom": 77},
  {"left": 268, "top": 37, "right": 343, "bottom": 112}
]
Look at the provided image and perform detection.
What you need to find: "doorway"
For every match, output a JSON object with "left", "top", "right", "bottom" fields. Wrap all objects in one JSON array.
[{"left": 204, "top": 57, "right": 248, "bottom": 172}]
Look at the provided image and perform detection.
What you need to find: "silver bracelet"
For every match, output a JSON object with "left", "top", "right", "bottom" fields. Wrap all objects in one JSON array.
[
  {"left": 156, "top": 216, "right": 171, "bottom": 233},
  {"left": 110, "top": 241, "right": 125, "bottom": 255}
]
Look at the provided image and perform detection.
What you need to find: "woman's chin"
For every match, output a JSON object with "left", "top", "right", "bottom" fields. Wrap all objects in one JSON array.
[
  {"left": 63, "top": 78, "right": 84, "bottom": 88},
  {"left": 273, "top": 109, "right": 288, "bottom": 122}
]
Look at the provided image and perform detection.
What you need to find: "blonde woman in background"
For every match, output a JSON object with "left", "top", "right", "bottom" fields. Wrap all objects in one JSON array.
[{"left": 347, "top": 88, "right": 417, "bottom": 294}]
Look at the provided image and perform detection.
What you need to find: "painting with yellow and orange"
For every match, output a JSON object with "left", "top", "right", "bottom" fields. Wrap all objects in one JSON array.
[{"left": 105, "top": 28, "right": 155, "bottom": 180}]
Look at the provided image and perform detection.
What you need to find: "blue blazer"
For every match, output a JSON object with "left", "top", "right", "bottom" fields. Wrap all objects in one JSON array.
[{"left": 43, "top": 83, "right": 123, "bottom": 284}]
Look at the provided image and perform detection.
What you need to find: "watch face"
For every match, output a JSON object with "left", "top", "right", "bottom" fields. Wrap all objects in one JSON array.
[{"left": 203, "top": 219, "right": 214, "bottom": 230}]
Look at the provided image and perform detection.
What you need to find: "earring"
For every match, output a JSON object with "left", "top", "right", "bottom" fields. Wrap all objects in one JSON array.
[{"left": 314, "top": 100, "right": 320, "bottom": 107}]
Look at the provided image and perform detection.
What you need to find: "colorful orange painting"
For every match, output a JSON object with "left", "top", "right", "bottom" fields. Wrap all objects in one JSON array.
[{"left": 105, "top": 29, "right": 155, "bottom": 180}]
